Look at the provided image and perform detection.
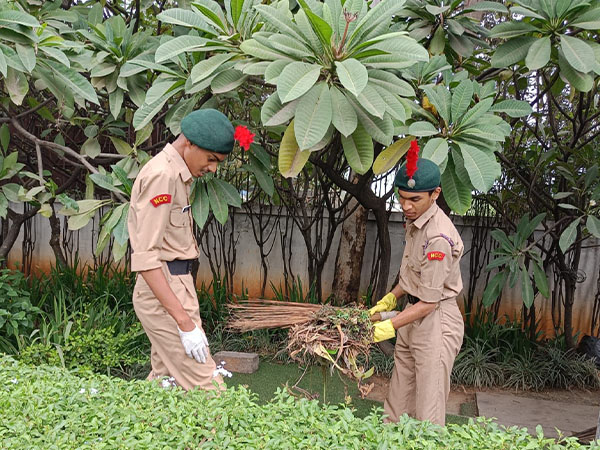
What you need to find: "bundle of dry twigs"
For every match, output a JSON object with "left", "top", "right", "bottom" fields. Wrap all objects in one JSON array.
[
  {"left": 226, "top": 299, "right": 322, "bottom": 332},
  {"left": 227, "top": 300, "right": 375, "bottom": 397}
]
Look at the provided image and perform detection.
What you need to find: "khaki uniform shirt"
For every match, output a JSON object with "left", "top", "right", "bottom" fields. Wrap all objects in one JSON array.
[
  {"left": 128, "top": 144, "right": 198, "bottom": 272},
  {"left": 398, "top": 203, "right": 463, "bottom": 303}
]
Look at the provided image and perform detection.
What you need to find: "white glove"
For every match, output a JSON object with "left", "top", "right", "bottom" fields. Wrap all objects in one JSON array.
[
  {"left": 380, "top": 311, "right": 399, "bottom": 320},
  {"left": 177, "top": 325, "right": 209, "bottom": 364}
]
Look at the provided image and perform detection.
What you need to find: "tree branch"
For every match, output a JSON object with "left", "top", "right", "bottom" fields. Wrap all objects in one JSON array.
[
  {"left": 494, "top": 150, "right": 554, "bottom": 210},
  {"left": 11, "top": 118, "right": 127, "bottom": 203}
]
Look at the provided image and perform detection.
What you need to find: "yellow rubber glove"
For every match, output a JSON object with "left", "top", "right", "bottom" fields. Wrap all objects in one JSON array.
[
  {"left": 373, "top": 319, "right": 396, "bottom": 342},
  {"left": 368, "top": 292, "right": 397, "bottom": 316}
]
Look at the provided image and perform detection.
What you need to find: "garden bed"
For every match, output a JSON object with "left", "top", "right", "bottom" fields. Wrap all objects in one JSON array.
[{"left": 1, "top": 357, "right": 597, "bottom": 449}]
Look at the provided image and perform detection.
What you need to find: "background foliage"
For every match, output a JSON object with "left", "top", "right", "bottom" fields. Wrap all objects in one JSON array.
[{"left": 0, "top": 0, "right": 599, "bottom": 349}]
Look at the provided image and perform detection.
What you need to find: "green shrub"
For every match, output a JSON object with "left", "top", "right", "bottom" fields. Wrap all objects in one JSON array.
[
  {"left": 6, "top": 264, "right": 146, "bottom": 376},
  {"left": 452, "top": 338, "right": 504, "bottom": 387},
  {"left": 18, "top": 342, "right": 62, "bottom": 367},
  {"left": 0, "top": 269, "right": 39, "bottom": 352},
  {"left": 18, "top": 315, "right": 148, "bottom": 376},
  {"left": 502, "top": 350, "right": 547, "bottom": 391},
  {"left": 541, "top": 346, "right": 600, "bottom": 390},
  {"left": 452, "top": 336, "right": 600, "bottom": 390},
  {"left": 60, "top": 319, "right": 147, "bottom": 375},
  {"left": 0, "top": 357, "right": 595, "bottom": 450},
  {"left": 29, "top": 261, "right": 136, "bottom": 312}
]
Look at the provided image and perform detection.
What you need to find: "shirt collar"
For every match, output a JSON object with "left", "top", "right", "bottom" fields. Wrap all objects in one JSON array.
[
  {"left": 408, "top": 202, "right": 438, "bottom": 230},
  {"left": 164, "top": 143, "right": 193, "bottom": 184}
]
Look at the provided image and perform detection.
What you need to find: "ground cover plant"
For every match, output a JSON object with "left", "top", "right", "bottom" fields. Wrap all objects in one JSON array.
[
  {"left": 1, "top": 356, "right": 597, "bottom": 450},
  {"left": 450, "top": 313, "right": 600, "bottom": 390}
]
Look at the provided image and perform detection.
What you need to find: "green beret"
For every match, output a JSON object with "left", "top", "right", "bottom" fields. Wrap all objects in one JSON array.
[
  {"left": 180, "top": 109, "right": 234, "bottom": 154},
  {"left": 394, "top": 158, "right": 441, "bottom": 192}
]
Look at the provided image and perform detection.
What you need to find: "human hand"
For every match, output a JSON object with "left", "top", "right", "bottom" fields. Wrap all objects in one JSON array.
[
  {"left": 371, "top": 311, "right": 399, "bottom": 322},
  {"left": 177, "top": 325, "right": 209, "bottom": 363},
  {"left": 373, "top": 319, "right": 396, "bottom": 342},
  {"left": 368, "top": 292, "right": 397, "bottom": 316},
  {"left": 370, "top": 312, "right": 382, "bottom": 322}
]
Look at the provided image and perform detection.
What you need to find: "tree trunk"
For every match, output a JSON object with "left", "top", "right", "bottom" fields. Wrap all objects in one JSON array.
[
  {"left": 0, "top": 206, "right": 40, "bottom": 263},
  {"left": 309, "top": 154, "right": 392, "bottom": 303},
  {"left": 332, "top": 196, "right": 368, "bottom": 305},
  {"left": 556, "top": 227, "right": 583, "bottom": 350},
  {"left": 563, "top": 252, "right": 579, "bottom": 350},
  {"left": 373, "top": 206, "right": 391, "bottom": 300},
  {"left": 48, "top": 202, "right": 67, "bottom": 267}
]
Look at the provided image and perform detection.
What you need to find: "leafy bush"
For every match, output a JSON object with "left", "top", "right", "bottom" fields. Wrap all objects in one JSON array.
[
  {"left": 452, "top": 335, "right": 600, "bottom": 390},
  {"left": 3, "top": 264, "right": 146, "bottom": 375},
  {"left": 502, "top": 350, "right": 547, "bottom": 391},
  {"left": 18, "top": 315, "right": 148, "bottom": 376},
  {"left": 0, "top": 357, "right": 595, "bottom": 450},
  {"left": 17, "top": 342, "right": 62, "bottom": 367},
  {"left": 464, "top": 309, "right": 539, "bottom": 360},
  {"left": 63, "top": 320, "right": 147, "bottom": 374},
  {"left": 0, "top": 269, "right": 39, "bottom": 344},
  {"left": 28, "top": 261, "right": 136, "bottom": 311},
  {"left": 452, "top": 338, "right": 505, "bottom": 388}
]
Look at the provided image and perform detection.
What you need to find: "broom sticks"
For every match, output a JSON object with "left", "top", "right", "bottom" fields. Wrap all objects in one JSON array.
[{"left": 226, "top": 299, "right": 323, "bottom": 332}]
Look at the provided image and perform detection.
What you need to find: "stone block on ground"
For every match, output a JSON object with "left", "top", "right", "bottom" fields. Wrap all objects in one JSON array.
[{"left": 214, "top": 351, "right": 259, "bottom": 374}]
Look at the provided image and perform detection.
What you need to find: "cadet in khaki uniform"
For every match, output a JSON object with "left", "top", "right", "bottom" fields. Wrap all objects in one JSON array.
[
  {"left": 370, "top": 142, "right": 464, "bottom": 426},
  {"left": 128, "top": 109, "right": 236, "bottom": 391}
]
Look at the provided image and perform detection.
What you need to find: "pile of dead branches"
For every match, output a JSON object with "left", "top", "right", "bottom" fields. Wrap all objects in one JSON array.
[
  {"left": 226, "top": 299, "right": 322, "bottom": 332},
  {"left": 227, "top": 300, "right": 375, "bottom": 397}
]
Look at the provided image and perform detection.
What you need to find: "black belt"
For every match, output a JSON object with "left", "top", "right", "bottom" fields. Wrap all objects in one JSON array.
[
  {"left": 407, "top": 294, "right": 420, "bottom": 304},
  {"left": 166, "top": 259, "right": 194, "bottom": 275}
]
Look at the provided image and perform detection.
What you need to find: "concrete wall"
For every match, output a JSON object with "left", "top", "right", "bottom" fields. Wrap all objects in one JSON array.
[{"left": 7, "top": 207, "right": 599, "bottom": 339}]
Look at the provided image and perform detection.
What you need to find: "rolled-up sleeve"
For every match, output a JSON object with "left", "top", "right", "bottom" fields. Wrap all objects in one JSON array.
[
  {"left": 417, "top": 237, "right": 453, "bottom": 303},
  {"left": 128, "top": 169, "right": 173, "bottom": 272}
]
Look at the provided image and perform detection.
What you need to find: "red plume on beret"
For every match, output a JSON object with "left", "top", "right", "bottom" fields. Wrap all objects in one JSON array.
[
  {"left": 234, "top": 125, "right": 255, "bottom": 151},
  {"left": 406, "top": 140, "right": 419, "bottom": 187}
]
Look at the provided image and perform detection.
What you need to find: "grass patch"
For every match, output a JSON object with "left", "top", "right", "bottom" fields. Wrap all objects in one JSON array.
[
  {"left": 226, "top": 360, "right": 478, "bottom": 425},
  {"left": 226, "top": 360, "right": 380, "bottom": 417}
]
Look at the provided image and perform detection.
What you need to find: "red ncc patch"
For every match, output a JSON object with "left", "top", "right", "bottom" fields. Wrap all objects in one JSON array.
[
  {"left": 427, "top": 251, "right": 446, "bottom": 261},
  {"left": 150, "top": 194, "right": 172, "bottom": 207}
]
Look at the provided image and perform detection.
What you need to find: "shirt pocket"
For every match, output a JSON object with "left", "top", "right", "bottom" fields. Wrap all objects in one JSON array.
[
  {"left": 169, "top": 208, "right": 189, "bottom": 228},
  {"left": 407, "top": 256, "right": 422, "bottom": 275}
]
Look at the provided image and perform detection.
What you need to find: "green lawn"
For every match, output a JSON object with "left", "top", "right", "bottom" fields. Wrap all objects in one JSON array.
[{"left": 225, "top": 359, "right": 471, "bottom": 425}]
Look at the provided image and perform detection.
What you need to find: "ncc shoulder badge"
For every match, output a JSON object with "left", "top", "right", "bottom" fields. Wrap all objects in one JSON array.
[
  {"left": 150, "top": 194, "right": 172, "bottom": 207},
  {"left": 427, "top": 251, "right": 445, "bottom": 261}
]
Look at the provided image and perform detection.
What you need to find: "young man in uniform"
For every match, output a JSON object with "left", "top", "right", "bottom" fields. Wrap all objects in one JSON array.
[
  {"left": 127, "top": 108, "right": 237, "bottom": 391},
  {"left": 370, "top": 142, "right": 464, "bottom": 425}
]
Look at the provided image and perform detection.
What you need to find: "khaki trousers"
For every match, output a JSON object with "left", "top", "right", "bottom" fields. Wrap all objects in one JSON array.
[
  {"left": 383, "top": 299, "right": 464, "bottom": 426},
  {"left": 133, "top": 268, "right": 223, "bottom": 391}
]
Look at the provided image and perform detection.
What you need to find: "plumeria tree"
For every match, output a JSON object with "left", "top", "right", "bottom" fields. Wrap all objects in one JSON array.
[
  {"left": 478, "top": 0, "right": 600, "bottom": 348},
  {"left": 1, "top": 0, "right": 598, "bottom": 338},
  {"left": 149, "top": 0, "right": 530, "bottom": 296}
]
